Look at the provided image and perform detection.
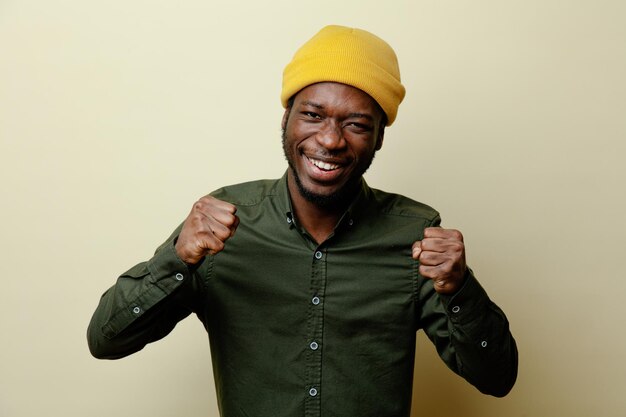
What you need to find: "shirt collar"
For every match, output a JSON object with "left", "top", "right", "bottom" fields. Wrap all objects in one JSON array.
[
  {"left": 276, "top": 170, "right": 373, "bottom": 232},
  {"left": 338, "top": 177, "right": 371, "bottom": 230},
  {"left": 270, "top": 171, "right": 296, "bottom": 228}
]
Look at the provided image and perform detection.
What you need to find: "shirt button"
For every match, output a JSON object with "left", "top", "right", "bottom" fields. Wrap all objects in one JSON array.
[
  {"left": 175, "top": 273, "right": 184, "bottom": 281},
  {"left": 309, "top": 388, "right": 318, "bottom": 397},
  {"left": 132, "top": 306, "right": 141, "bottom": 314},
  {"left": 310, "top": 341, "right": 319, "bottom": 350},
  {"left": 451, "top": 306, "right": 461, "bottom": 314},
  {"left": 286, "top": 216, "right": 292, "bottom": 224},
  {"left": 481, "top": 340, "right": 488, "bottom": 348},
  {"left": 314, "top": 251, "right": 323, "bottom": 260},
  {"left": 312, "top": 296, "right": 320, "bottom": 305},
  {"left": 348, "top": 219, "right": 354, "bottom": 226}
]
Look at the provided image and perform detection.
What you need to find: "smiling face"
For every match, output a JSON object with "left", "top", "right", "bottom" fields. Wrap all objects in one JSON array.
[{"left": 282, "top": 82, "right": 386, "bottom": 210}]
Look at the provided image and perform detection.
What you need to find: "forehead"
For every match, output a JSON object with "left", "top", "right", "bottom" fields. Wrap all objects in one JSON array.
[{"left": 293, "top": 82, "right": 383, "bottom": 119}]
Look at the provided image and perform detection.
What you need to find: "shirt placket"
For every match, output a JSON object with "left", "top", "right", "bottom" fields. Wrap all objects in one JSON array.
[{"left": 305, "top": 246, "right": 327, "bottom": 417}]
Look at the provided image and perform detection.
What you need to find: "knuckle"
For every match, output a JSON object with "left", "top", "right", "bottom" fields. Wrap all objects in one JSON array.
[
  {"left": 440, "top": 262, "right": 453, "bottom": 275},
  {"left": 213, "top": 228, "right": 230, "bottom": 241},
  {"left": 428, "top": 269, "right": 442, "bottom": 281},
  {"left": 450, "top": 229, "right": 463, "bottom": 241},
  {"left": 451, "top": 240, "right": 464, "bottom": 253},
  {"left": 223, "top": 214, "right": 238, "bottom": 228},
  {"left": 193, "top": 198, "right": 210, "bottom": 212},
  {"left": 418, "top": 264, "right": 428, "bottom": 277},
  {"left": 456, "top": 242, "right": 465, "bottom": 254},
  {"left": 226, "top": 203, "right": 237, "bottom": 214},
  {"left": 419, "top": 265, "right": 437, "bottom": 280},
  {"left": 197, "top": 228, "right": 213, "bottom": 241},
  {"left": 209, "top": 240, "right": 225, "bottom": 254}
]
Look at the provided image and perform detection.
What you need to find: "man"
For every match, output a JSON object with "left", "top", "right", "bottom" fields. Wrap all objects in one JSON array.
[{"left": 88, "top": 25, "right": 517, "bottom": 416}]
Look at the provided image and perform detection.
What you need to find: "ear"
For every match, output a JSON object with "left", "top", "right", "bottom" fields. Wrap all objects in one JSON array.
[
  {"left": 375, "top": 124, "right": 385, "bottom": 151},
  {"left": 281, "top": 106, "right": 292, "bottom": 131}
]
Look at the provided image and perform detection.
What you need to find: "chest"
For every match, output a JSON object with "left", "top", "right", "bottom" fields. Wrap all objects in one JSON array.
[{"left": 203, "top": 217, "right": 420, "bottom": 335}]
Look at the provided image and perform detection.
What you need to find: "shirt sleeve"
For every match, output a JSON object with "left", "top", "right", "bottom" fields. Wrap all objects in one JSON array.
[
  {"left": 87, "top": 226, "right": 206, "bottom": 359},
  {"left": 415, "top": 233, "right": 518, "bottom": 397}
]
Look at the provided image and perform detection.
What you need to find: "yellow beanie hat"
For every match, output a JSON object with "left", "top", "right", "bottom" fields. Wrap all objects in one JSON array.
[{"left": 281, "top": 25, "right": 406, "bottom": 126}]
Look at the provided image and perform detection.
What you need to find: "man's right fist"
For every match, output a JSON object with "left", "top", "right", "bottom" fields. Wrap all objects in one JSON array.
[{"left": 175, "top": 195, "right": 239, "bottom": 265}]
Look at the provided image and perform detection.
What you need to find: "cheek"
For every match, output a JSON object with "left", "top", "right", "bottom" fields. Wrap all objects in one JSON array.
[
  {"left": 287, "top": 127, "right": 320, "bottom": 153},
  {"left": 292, "top": 123, "right": 318, "bottom": 139},
  {"left": 282, "top": 128, "right": 304, "bottom": 157},
  {"left": 350, "top": 138, "right": 377, "bottom": 158}
]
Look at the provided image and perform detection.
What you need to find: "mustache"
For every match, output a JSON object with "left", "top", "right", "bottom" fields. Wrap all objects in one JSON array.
[{"left": 281, "top": 129, "right": 346, "bottom": 160}]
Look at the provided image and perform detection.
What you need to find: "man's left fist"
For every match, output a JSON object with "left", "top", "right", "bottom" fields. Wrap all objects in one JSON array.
[{"left": 412, "top": 227, "right": 467, "bottom": 294}]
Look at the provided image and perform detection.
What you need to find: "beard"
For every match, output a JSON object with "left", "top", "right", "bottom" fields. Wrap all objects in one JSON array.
[{"left": 282, "top": 129, "right": 377, "bottom": 210}]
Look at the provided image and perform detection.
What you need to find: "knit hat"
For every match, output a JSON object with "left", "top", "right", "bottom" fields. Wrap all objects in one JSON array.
[{"left": 281, "top": 25, "right": 405, "bottom": 126}]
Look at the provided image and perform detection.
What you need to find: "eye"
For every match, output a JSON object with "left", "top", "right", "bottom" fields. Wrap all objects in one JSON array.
[
  {"left": 302, "top": 111, "right": 321, "bottom": 120},
  {"left": 346, "top": 122, "right": 373, "bottom": 133}
]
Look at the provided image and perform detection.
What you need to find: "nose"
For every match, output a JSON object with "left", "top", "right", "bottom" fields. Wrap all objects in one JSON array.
[{"left": 315, "top": 120, "right": 346, "bottom": 151}]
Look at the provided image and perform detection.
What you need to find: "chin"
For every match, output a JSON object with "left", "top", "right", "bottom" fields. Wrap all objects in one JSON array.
[{"left": 295, "top": 174, "right": 358, "bottom": 210}]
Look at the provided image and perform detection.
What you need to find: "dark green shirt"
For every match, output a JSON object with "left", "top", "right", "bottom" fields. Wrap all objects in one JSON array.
[{"left": 88, "top": 173, "right": 517, "bottom": 417}]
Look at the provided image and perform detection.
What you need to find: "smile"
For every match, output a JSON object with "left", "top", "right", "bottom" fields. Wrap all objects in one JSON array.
[{"left": 306, "top": 156, "right": 341, "bottom": 172}]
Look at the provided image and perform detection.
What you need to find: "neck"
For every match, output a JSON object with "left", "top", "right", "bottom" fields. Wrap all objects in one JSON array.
[{"left": 287, "top": 171, "right": 357, "bottom": 244}]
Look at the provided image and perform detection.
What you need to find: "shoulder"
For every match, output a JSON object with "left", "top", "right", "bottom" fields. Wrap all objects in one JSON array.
[
  {"left": 368, "top": 187, "right": 440, "bottom": 224},
  {"left": 209, "top": 178, "right": 281, "bottom": 206}
]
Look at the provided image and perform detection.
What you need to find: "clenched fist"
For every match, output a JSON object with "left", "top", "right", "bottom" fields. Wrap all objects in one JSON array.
[
  {"left": 175, "top": 195, "right": 239, "bottom": 265},
  {"left": 412, "top": 227, "right": 467, "bottom": 294}
]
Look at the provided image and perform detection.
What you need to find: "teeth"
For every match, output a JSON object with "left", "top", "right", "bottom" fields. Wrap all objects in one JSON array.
[{"left": 308, "top": 157, "right": 339, "bottom": 171}]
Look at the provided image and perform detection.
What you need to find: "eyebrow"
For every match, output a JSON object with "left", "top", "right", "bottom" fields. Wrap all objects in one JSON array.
[
  {"left": 300, "top": 100, "right": 324, "bottom": 110},
  {"left": 347, "top": 112, "right": 374, "bottom": 121},
  {"left": 299, "top": 101, "right": 375, "bottom": 121}
]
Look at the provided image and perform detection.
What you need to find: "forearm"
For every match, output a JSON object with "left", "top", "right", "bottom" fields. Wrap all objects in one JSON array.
[
  {"left": 419, "top": 270, "right": 518, "bottom": 397},
  {"left": 87, "top": 233, "right": 203, "bottom": 359}
]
